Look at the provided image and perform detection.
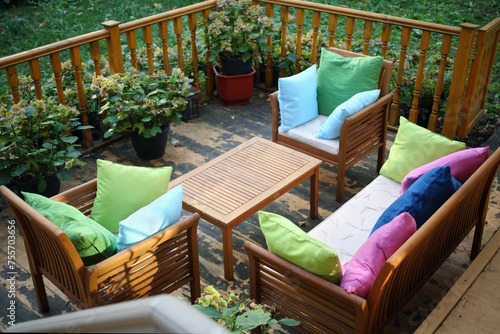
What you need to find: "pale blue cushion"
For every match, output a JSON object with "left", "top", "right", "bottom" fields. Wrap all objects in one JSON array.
[
  {"left": 316, "top": 89, "right": 380, "bottom": 140},
  {"left": 278, "top": 65, "right": 318, "bottom": 132},
  {"left": 117, "top": 185, "right": 183, "bottom": 252}
]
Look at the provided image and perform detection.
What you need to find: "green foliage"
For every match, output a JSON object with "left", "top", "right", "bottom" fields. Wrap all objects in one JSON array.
[
  {"left": 198, "top": 0, "right": 280, "bottom": 64},
  {"left": 0, "top": 99, "right": 87, "bottom": 190},
  {"left": 91, "top": 68, "right": 192, "bottom": 138},
  {"left": 193, "top": 285, "right": 300, "bottom": 333}
]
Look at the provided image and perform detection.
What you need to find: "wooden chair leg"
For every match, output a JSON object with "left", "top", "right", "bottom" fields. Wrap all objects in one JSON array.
[
  {"left": 32, "top": 271, "right": 50, "bottom": 312},
  {"left": 470, "top": 220, "right": 485, "bottom": 260},
  {"left": 336, "top": 166, "right": 345, "bottom": 203},
  {"left": 377, "top": 145, "right": 385, "bottom": 172}
]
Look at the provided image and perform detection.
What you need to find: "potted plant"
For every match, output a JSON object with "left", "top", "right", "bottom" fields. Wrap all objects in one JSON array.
[
  {"left": 91, "top": 68, "right": 192, "bottom": 160},
  {"left": 0, "top": 99, "right": 88, "bottom": 197},
  {"left": 193, "top": 285, "right": 300, "bottom": 333},
  {"left": 199, "top": 0, "right": 278, "bottom": 105},
  {"left": 257, "top": 42, "right": 298, "bottom": 87}
]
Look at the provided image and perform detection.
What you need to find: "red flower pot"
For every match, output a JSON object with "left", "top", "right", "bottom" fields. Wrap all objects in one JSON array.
[{"left": 213, "top": 65, "right": 256, "bottom": 106}]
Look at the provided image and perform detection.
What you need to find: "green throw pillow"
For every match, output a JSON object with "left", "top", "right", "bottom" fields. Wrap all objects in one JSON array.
[
  {"left": 259, "top": 211, "right": 342, "bottom": 284},
  {"left": 380, "top": 117, "right": 466, "bottom": 183},
  {"left": 317, "top": 48, "right": 383, "bottom": 116},
  {"left": 90, "top": 160, "right": 173, "bottom": 233},
  {"left": 23, "top": 192, "right": 117, "bottom": 267}
]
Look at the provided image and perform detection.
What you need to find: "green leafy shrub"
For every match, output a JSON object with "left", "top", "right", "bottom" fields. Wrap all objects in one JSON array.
[
  {"left": 0, "top": 99, "right": 88, "bottom": 191},
  {"left": 193, "top": 285, "right": 300, "bottom": 333},
  {"left": 91, "top": 68, "right": 192, "bottom": 138}
]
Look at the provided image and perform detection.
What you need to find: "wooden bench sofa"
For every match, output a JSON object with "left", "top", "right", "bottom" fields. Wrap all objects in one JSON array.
[
  {"left": 244, "top": 146, "right": 500, "bottom": 333},
  {"left": 1, "top": 179, "right": 201, "bottom": 311}
]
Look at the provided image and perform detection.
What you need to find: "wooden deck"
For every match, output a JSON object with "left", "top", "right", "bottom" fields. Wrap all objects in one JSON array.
[{"left": 1, "top": 90, "right": 500, "bottom": 332}]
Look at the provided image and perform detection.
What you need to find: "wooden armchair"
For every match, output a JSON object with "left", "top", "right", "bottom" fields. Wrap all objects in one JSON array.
[
  {"left": 270, "top": 48, "right": 394, "bottom": 202},
  {"left": 0, "top": 179, "right": 201, "bottom": 312}
]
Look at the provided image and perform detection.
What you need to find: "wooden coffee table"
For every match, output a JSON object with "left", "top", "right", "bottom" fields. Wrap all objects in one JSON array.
[{"left": 168, "top": 137, "right": 322, "bottom": 280}]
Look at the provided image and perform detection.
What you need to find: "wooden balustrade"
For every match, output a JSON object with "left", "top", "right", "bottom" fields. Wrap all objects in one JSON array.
[{"left": 0, "top": 0, "right": 498, "bottom": 150}]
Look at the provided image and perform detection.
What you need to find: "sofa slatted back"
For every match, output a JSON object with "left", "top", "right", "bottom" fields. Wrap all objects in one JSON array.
[
  {"left": 1, "top": 178, "right": 201, "bottom": 312},
  {"left": 367, "top": 146, "right": 500, "bottom": 333},
  {"left": 245, "top": 147, "right": 500, "bottom": 333},
  {"left": 270, "top": 47, "right": 394, "bottom": 202}
]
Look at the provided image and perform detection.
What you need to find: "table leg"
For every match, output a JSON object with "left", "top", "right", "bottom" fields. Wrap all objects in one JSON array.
[
  {"left": 222, "top": 227, "right": 234, "bottom": 280},
  {"left": 310, "top": 166, "right": 319, "bottom": 219}
]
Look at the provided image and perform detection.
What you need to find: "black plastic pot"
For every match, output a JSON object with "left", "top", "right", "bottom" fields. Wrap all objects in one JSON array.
[
  {"left": 129, "top": 125, "right": 170, "bottom": 160},
  {"left": 13, "top": 174, "right": 61, "bottom": 198},
  {"left": 219, "top": 53, "right": 253, "bottom": 76}
]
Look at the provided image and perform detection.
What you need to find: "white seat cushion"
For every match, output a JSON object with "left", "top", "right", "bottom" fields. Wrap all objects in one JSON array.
[
  {"left": 308, "top": 175, "right": 401, "bottom": 266},
  {"left": 279, "top": 115, "right": 340, "bottom": 155}
]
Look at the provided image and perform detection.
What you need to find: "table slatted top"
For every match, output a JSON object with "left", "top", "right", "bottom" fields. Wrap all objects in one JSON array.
[{"left": 169, "top": 137, "right": 322, "bottom": 228}]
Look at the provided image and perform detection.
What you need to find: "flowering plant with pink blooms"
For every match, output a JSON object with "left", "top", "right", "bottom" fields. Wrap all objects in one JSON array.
[
  {"left": 91, "top": 68, "right": 192, "bottom": 139},
  {"left": 199, "top": 0, "right": 279, "bottom": 64}
]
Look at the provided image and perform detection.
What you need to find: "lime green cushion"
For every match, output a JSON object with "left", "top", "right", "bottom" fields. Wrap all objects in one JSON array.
[
  {"left": 380, "top": 117, "right": 466, "bottom": 183},
  {"left": 259, "top": 211, "right": 342, "bottom": 284},
  {"left": 23, "top": 192, "right": 117, "bottom": 267},
  {"left": 317, "top": 48, "right": 383, "bottom": 116},
  {"left": 90, "top": 160, "right": 173, "bottom": 233}
]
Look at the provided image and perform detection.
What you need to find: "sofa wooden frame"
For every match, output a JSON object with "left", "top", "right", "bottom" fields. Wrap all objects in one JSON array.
[
  {"left": 245, "top": 147, "right": 500, "bottom": 333},
  {"left": 270, "top": 48, "right": 394, "bottom": 202},
  {"left": 1, "top": 179, "right": 201, "bottom": 311}
]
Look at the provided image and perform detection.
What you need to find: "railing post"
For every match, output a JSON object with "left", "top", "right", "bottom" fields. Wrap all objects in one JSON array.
[
  {"left": 174, "top": 17, "right": 185, "bottom": 72},
  {"left": 202, "top": 9, "right": 214, "bottom": 98},
  {"left": 295, "top": 8, "right": 305, "bottom": 74},
  {"left": 389, "top": 26, "right": 412, "bottom": 127},
  {"left": 101, "top": 20, "right": 124, "bottom": 75},
  {"left": 265, "top": 3, "right": 275, "bottom": 87},
  {"left": 441, "top": 23, "right": 479, "bottom": 139},
  {"left": 6, "top": 66, "right": 20, "bottom": 104},
  {"left": 28, "top": 59, "right": 43, "bottom": 100},
  {"left": 279, "top": 6, "right": 290, "bottom": 79},
  {"left": 70, "top": 46, "right": 93, "bottom": 148},
  {"left": 188, "top": 13, "right": 201, "bottom": 91},
  {"left": 49, "top": 53, "right": 66, "bottom": 105},
  {"left": 311, "top": 11, "right": 321, "bottom": 64}
]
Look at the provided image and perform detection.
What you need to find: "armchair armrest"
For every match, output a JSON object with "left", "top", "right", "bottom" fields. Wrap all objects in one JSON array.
[
  {"left": 270, "top": 91, "right": 280, "bottom": 142},
  {"left": 339, "top": 93, "right": 394, "bottom": 171},
  {"left": 87, "top": 213, "right": 201, "bottom": 306},
  {"left": 244, "top": 241, "right": 368, "bottom": 333}
]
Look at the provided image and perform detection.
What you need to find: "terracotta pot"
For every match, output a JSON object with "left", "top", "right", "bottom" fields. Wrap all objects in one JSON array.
[
  {"left": 129, "top": 125, "right": 170, "bottom": 160},
  {"left": 213, "top": 65, "right": 255, "bottom": 106}
]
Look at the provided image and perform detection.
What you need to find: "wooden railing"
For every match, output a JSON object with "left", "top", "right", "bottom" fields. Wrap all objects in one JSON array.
[{"left": 0, "top": 0, "right": 498, "bottom": 149}]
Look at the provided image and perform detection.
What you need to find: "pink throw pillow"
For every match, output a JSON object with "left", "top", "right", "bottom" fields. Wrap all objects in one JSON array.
[
  {"left": 340, "top": 212, "right": 416, "bottom": 298},
  {"left": 400, "top": 146, "right": 490, "bottom": 194}
]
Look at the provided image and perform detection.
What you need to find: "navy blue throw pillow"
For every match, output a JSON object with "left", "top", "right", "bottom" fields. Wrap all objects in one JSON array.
[{"left": 371, "top": 166, "right": 460, "bottom": 235}]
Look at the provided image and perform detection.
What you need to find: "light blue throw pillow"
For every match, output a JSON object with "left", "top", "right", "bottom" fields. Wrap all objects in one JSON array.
[
  {"left": 316, "top": 89, "right": 380, "bottom": 140},
  {"left": 278, "top": 64, "right": 318, "bottom": 132},
  {"left": 117, "top": 185, "right": 183, "bottom": 252}
]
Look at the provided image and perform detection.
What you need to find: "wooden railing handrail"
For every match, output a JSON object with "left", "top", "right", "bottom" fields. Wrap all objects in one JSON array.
[
  {"left": 0, "top": 30, "right": 108, "bottom": 69},
  {"left": 258, "top": 0, "right": 462, "bottom": 36}
]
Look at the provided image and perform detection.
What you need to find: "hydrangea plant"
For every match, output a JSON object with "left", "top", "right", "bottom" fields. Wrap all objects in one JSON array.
[
  {"left": 199, "top": 0, "right": 279, "bottom": 64},
  {"left": 193, "top": 285, "right": 300, "bottom": 333},
  {"left": 91, "top": 68, "right": 192, "bottom": 139},
  {"left": 0, "top": 99, "right": 88, "bottom": 192}
]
